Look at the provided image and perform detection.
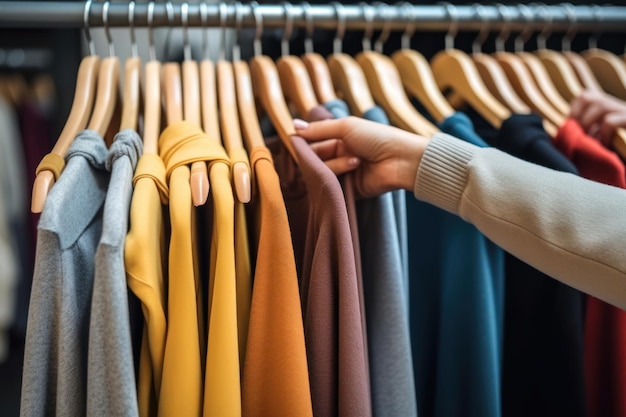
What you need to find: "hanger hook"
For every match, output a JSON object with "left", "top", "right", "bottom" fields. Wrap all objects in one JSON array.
[
  {"left": 494, "top": 3, "right": 512, "bottom": 53},
  {"left": 233, "top": 1, "right": 243, "bottom": 62},
  {"left": 535, "top": 3, "right": 553, "bottom": 50},
  {"left": 331, "top": 1, "right": 346, "bottom": 54},
  {"left": 128, "top": 1, "right": 138, "bottom": 58},
  {"left": 83, "top": 0, "right": 96, "bottom": 56},
  {"left": 361, "top": 2, "right": 375, "bottom": 52},
  {"left": 514, "top": 4, "right": 534, "bottom": 53},
  {"left": 199, "top": 2, "right": 209, "bottom": 59},
  {"left": 219, "top": 2, "right": 228, "bottom": 60},
  {"left": 181, "top": 2, "right": 191, "bottom": 61},
  {"left": 439, "top": 2, "right": 459, "bottom": 51},
  {"left": 102, "top": 1, "right": 114, "bottom": 57},
  {"left": 589, "top": 4, "right": 602, "bottom": 50},
  {"left": 281, "top": 2, "right": 294, "bottom": 57},
  {"left": 251, "top": 1, "right": 263, "bottom": 57},
  {"left": 302, "top": 2, "right": 314, "bottom": 54},
  {"left": 374, "top": 2, "right": 392, "bottom": 53},
  {"left": 471, "top": 3, "right": 489, "bottom": 54},
  {"left": 399, "top": 2, "right": 416, "bottom": 50},
  {"left": 561, "top": 3, "right": 577, "bottom": 52},
  {"left": 147, "top": 1, "right": 156, "bottom": 61},
  {"left": 164, "top": 1, "right": 175, "bottom": 61}
]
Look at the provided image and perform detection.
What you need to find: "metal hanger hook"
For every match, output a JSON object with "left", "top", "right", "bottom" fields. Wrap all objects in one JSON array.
[
  {"left": 374, "top": 2, "right": 392, "bottom": 53},
  {"left": 219, "top": 2, "right": 228, "bottom": 60},
  {"left": 181, "top": 2, "right": 191, "bottom": 61},
  {"left": 398, "top": 2, "right": 416, "bottom": 50},
  {"left": 535, "top": 3, "right": 553, "bottom": 50},
  {"left": 281, "top": 2, "right": 294, "bottom": 57},
  {"left": 361, "top": 2, "right": 375, "bottom": 52},
  {"left": 589, "top": 4, "right": 603, "bottom": 50},
  {"left": 199, "top": 2, "right": 209, "bottom": 59},
  {"left": 103, "top": 1, "right": 114, "bottom": 57},
  {"left": 514, "top": 4, "right": 534, "bottom": 53},
  {"left": 251, "top": 1, "right": 263, "bottom": 57},
  {"left": 302, "top": 2, "right": 314, "bottom": 54},
  {"left": 331, "top": 1, "right": 346, "bottom": 54},
  {"left": 147, "top": 1, "right": 156, "bottom": 61},
  {"left": 471, "top": 3, "right": 489, "bottom": 54},
  {"left": 83, "top": 0, "right": 96, "bottom": 56},
  {"left": 494, "top": 3, "right": 512, "bottom": 53},
  {"left": 128, "top": 1, "right": 138, "bottom": 58},
  {"left": 561, "top": 3, "right": 577, "bottom": 52},
  {"left": 164, "top": 1, "right": 175, "bottom": 61},
  {"left": 439, "top": 2, "right": 459, "bottom": 51},
  {"left": 233, "top": 1, "right": 243, "bottom": 62}
]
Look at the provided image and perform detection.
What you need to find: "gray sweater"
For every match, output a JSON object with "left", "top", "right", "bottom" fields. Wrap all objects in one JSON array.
[{"left": 416, "top": 133, "right": 626, "bottom": 311}]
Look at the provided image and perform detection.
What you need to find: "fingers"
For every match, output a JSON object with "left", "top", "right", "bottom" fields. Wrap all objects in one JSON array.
[
  {"left": 294, "top": 117, "right": 352, "bottom": 142},
  {"left": 322, "top": 156, "right": 361, "bottom": 176},
  {"left": 600, "top": 112, "right": 626, "bottom": 146}
]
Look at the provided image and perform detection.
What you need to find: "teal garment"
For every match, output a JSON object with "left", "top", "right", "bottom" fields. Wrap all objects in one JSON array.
[{"left": 408, "top": 112, "right": 504, "bottom": 417}]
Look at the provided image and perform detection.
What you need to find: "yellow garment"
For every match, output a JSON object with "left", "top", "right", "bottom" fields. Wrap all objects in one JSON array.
[
  {"left": 242, "top": 147, "right": 313, "bottom": 417},
  {"left": 158, "top": 122, "right": 226, "bottom": 417},
  {"left": 35, "top": 152, "right": 65, "bottom": 180},
  {"left": 125, "top": 153, "right": 169, "bottom": 417},
  {"left": 231, "top": 146, "right": 252, "bottom": 368}
]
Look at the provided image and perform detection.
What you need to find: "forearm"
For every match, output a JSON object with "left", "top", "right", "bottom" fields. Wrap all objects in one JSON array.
[{"left": 414, "top": 133, "right": 626, "bottom": 310}]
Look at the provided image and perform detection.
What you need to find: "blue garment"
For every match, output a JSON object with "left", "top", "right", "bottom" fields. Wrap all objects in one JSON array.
[
  {"left": 359, "top": 106, "right": 417, "bottom": 417},
  {"left": 408, "top": 112, "right": 504, "bottom": 417}
]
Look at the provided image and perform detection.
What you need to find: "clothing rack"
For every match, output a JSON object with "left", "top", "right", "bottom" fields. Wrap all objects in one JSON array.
[{"left": 1, "top": 2, "right": 626, "bottom": 32}]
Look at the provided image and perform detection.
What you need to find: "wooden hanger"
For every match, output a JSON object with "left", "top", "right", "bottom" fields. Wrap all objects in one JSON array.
[
  {"left": 86, "top": 2, "right": 119, "bottom": 143},
  {"left": 301, "top": 2, "right": 337, "bottom": 105},
  {"left": 517, "top": 52, "right": 570, "bottom": 117},
  {"left": 216, "top": 2, "right": 251, "bottom": 203},
  {"left": 233, "top": 60, "right": 266, "bottom": 151},
  {"left": 391, "top": 3, "right": 454, "bottom": 124},
  {"left": 537, "top": 48, "right": 583, "bottom": 103},
  {"left": 358, "top": 3, "right": 438, "bottom": 136},
  {"left": 142, "top": 2, "right": 160, "bottom": 156},
  {"left": 276, "top": 2, "right": 319, "bottom": 118},
  {"left": 31, "top": 54, "right": 99, "bottom": 212},
  {"left": 119, "top": 2, "right": 140, "bottom": 132},
  {"left": 325, "top": 2, "right": 374, "bottom": 117},
  {"left": 584, "top": 48, "right": 626, "bottom": 101},
  {"left": 248, "top": 2, "right": 298, "bottom": 162},
  {"left": 430, "top": 3, "right": 509, "bottom": 129},
  {"left": 181, "top": 2, "right": 209, "bottom": 206},
  {"left": 557, "top": 3, "right": 602, "bottom": 92},
  {"left": 463, "top": 4, "right": 530, "bottom": 115},
  {"left": 31, "top": 0, "right": 101, "bottom": 213}
]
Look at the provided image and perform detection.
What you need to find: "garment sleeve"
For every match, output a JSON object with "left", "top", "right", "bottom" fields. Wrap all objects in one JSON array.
[{"left": 415, "top": 133, "right": 626, "bottom": 311}]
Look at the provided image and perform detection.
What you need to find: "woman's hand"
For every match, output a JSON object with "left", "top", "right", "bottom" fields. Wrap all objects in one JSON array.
[
  {"left": 294, "top": 116, "right": 430, "bottom": 199},
  {"left": 570, "top": 90, "right": 626, "bottom": 145}
]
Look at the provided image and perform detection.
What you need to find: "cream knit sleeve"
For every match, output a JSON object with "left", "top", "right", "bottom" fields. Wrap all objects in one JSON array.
[{"left": 414, "top": 133, "right": 626, "bottom": 311}]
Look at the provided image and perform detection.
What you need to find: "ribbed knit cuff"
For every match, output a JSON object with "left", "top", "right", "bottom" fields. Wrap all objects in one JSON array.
[{"left": 414, "top": 133, "right": 478, "bottom": 215}]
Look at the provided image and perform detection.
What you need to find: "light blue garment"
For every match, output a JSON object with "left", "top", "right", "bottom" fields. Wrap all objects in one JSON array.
[
  {"left": 408, "top": 112, "right": 504, "bottom": 417},
  {"left": 358, "top": 106, "right": 417, "bottom": 417},
  {"left": 21, "top": 130, "right": 109, "bottom": 417},
  {"left": 87, "top": 130, "right": 142, "bottom": 417}
]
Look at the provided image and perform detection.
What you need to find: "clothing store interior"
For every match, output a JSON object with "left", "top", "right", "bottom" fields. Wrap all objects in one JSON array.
[{"left": 3, "top": 1, "right": 626, "bottom": 416}]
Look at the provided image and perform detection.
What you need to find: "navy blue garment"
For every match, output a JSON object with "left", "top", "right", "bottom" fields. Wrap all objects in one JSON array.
[
  {"left": 488, "top": 114, "right": 586, "bottom": 417},
  {"left": 408, "top": 112, "right": 504, "bottom": 417}
]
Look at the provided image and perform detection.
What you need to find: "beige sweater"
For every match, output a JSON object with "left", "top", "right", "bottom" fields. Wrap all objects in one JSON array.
[{"left": 415, "top": 133, "right": 626, "bottom": 311}]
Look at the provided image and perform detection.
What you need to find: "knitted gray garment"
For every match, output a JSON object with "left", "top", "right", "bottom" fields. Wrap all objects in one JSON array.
[
  {"left": 87, "top": 129, "right": 142, "bottom": 417},
  {"left": 21, "top": 130, "right": 109, "bottom": 417}
]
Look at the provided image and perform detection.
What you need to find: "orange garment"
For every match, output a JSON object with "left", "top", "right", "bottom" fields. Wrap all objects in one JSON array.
[
  {"left": 125, "top": 154, "right": 169, "bottom": 417},
  {"left": 242, "top": 147, "right": 313, "bottom": 417}
]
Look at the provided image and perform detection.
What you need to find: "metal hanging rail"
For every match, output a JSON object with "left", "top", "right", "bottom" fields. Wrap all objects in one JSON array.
[{"left": 0, "top": 2, "right": 625, "bottom": 31}]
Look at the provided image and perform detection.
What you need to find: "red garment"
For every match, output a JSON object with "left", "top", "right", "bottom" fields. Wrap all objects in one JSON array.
[{"left": 554, "top": 118, "right": 626, "bottom": 417}]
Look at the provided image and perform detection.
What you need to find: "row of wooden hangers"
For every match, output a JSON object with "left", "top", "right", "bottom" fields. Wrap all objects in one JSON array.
[{"left": 30, "top": 1, "right": 626, "bottom": 213}]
